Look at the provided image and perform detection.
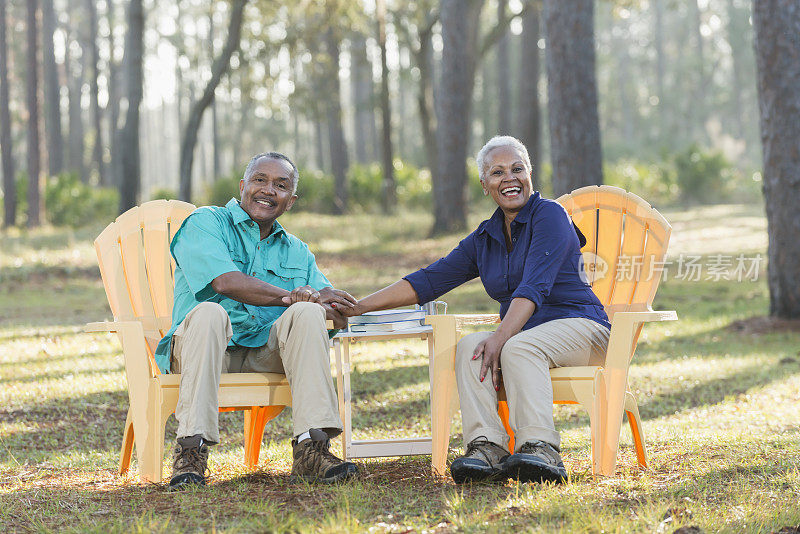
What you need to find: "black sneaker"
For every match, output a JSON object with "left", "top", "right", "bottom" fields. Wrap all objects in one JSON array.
[
  {"left": 169, "top": 434, "right": 209, "bottom": 490},
  {"left": 504, "top": 440, "right": 568, "bottom": 484},
  {"left": 290, "top": 428, "right": 358, "bottom": 484},
  {"left": 450, "top": 436, "right": 510, "bottom": 484}
]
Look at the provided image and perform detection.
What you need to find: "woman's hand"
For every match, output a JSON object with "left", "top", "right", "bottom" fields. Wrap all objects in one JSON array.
[
  {"left": 473, "top": 332, "right": 509, "bottom": 391},
  {"left": 321, "top": 303, "right": 348, "bottom": 329}
]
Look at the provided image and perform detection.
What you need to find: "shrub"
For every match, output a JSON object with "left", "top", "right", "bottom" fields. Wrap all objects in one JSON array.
[
  {"left": 672, "top": 144, "right": 735, "bottom": 204},
  {"left": 604, "top": 160, "right": 678, "bottom": 205},
  {"left": 44, "top": 172, "right": 118, "bottom": 227},
  {"left": 150, "top": 188, "right": 177, "bottom": 201},
  {"left": 204, "top": 173, "right": 241, "bottom": 207}
]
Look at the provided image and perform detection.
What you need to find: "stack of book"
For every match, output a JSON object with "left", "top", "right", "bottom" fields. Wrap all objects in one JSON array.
[{"left": 348, "top": 308, "right": 426, "bottom": 333}]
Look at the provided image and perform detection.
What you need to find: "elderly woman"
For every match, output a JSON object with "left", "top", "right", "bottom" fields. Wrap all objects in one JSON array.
[{"left": 346, "top": 135, "right": 611, "bottom": 484}]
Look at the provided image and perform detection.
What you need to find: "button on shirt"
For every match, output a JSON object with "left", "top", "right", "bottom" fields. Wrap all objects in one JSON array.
[
  {"left": 404, "top": 192, "right": 610, "bottom": 331},
  {"left": 154, "top": 198, "right": 333, "bottom": 373}
]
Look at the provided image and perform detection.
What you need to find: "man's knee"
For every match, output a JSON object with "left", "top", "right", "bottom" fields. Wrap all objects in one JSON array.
[
  {"left": 287, "top": 301, "right": 325, "bottom": 322},
  {"left": 186, "top": 302, "right": 230, "bottom": 333}
]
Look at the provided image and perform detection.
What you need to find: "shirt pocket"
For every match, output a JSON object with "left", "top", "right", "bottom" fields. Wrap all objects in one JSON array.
[
  {"left": 268, "top": 257, "right": 309, "bottom": 287},
  {"left": 229, "top": 250, "right": 249, "bottom": 274}
]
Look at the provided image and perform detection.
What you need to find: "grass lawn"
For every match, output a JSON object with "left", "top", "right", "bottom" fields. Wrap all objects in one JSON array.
[{"left": 1, "top": 202, "right": 799, "bottom": 533}]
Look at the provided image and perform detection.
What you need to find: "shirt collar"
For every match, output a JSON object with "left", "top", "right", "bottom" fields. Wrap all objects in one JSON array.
[
  {"left": 225, "top": 197, "right": 287, "bottom": 239},
  {"left": 478, "top": 191, "right": 541, "bottom": 243}
]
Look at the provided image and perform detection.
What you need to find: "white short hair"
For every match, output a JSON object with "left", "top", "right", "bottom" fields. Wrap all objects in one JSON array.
[{"left": 476, "top": 135, "right": 532, "bottom": 181}]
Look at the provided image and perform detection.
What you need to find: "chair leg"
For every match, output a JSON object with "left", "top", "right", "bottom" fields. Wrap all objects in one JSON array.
[
  {"left": 624, "top": 391, "right": 648, "bottom": 469},
  {"left": 134, "top": 383, "right": 167, "bottom": 483},
  {"left": 119, "top": 408, "right": 135, "bottom": 476},
  {"left": 245, "top": 406, "right": 285, "bottom": 467},
  {"left": 590, "top": 370, "right": 608, "bottom": 475},
  {"left": 599, "top": 368, "right": 627, "bottom": 476}
]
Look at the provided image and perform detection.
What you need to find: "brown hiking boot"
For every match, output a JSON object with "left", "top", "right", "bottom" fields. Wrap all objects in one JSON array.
[
  {"left": 290, "top": 428, "right": 358, "bottom": 483},
  {"left": 504, "top": 440, "right": 568, "bottom": 484},
  {"left": 169, "top": 434, "right": 209, "bottom": 490},
  {"left": 450, "top": 436, "right": 510, "bottom": 484}
]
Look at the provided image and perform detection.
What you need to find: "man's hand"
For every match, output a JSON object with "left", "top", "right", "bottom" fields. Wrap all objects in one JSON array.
[
  {"left": 473, "top": 332, "right": 509, "bottom": 391},
  {"left": 282, "top": 285, "right": 320, "bottom": 305},
  {"left": 321, "top": 303, "right": 348, "bottom": 329},
  {"left": 317, "top": 287, "right": 358, "bottom": 311}
]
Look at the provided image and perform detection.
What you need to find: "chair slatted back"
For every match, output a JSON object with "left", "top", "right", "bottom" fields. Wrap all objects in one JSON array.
[
  {"left": 557, "top": 186, "right": 671, "bottom": 319},
  {"left": 94, "top": 200, "right": 197, "bottom": 373}
]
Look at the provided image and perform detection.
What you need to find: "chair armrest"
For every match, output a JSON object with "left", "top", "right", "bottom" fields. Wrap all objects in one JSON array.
[
  {"left": 609, "top": 310, "right": 677, "bottom": 327},
  {"left": 451, "top": 314, "right": 501, "bottom": 329},
  {"left": 605, "top": 310, "right": 678, "bottom": 371}
]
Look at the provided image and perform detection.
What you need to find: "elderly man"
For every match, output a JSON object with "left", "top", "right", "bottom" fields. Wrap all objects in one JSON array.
[{"left": 154, "top": 152, "right": 358, "bottom": 489}]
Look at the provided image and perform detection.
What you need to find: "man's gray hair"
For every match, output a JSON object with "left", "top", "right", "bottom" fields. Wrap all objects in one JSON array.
[
  {"left": 243, "top": 152, "right": 299, "bottom": 193},
  {"left": 475, "top": 135, "right": 532, "bottom": 181}
]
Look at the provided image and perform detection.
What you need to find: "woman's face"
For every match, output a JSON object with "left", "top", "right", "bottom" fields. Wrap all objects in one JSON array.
[{"left": 481, "top": 145, "right": 533, "bottom": 214}]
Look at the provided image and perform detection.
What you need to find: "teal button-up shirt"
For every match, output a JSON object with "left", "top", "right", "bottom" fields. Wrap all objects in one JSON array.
[{"left": 154, "top": 198, "right": 333, "bottom": 373}]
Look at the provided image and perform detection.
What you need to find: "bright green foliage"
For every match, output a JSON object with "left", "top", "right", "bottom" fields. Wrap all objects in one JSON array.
[
  {"left": 673, "top": 144, "right": 738, "bottom": 204},
  {"left": 43, "top": 173, "right": 119, "bottom": 227}
]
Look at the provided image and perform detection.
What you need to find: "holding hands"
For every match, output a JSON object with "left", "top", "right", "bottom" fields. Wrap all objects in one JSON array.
[{"left": 281, "top": 286, "right": 358, "bottom": 330}]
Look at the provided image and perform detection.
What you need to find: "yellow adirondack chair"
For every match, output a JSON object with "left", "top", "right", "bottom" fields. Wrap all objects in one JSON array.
[
  {"left": 86, "top": 199, "right": 292, "bottom": 483},
  {"left": 426, "top": 185, "right": 678, "bottom": 477}
]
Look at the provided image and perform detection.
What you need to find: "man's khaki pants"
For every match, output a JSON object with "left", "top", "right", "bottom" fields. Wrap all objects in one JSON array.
[
  {"left": 170, "top": 301, "right": 342, "bottom": 444},
  {"left": 456, "top": 318, "right": 610, "bottom": 452}
]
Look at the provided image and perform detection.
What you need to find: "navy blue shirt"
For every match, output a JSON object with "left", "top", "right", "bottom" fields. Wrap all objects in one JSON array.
[{"left": 404, "top": 192, "right": 610, "bottom": 331}]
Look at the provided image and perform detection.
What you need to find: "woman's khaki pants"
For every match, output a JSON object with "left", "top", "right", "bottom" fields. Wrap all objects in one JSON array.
[
  {"left": 456, "top": 317, "right": 610, "bottom": 452},
  {"left": 170, "top": 301, "right": 342, "bottom": 444}
]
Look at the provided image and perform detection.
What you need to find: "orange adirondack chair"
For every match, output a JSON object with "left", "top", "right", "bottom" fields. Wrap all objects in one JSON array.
[
  {"left": 426, "top": 185, "right": 677, "bottom": 477},
  {"left": 86, "top": 200, "right": 292, "bottom": 483}
]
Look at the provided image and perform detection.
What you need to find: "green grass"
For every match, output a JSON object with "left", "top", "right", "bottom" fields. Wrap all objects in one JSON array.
[{"left": 1, "top": 203, "right": 799, "bottom": 533}]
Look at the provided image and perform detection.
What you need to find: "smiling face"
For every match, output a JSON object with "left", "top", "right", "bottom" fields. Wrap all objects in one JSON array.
[
  {"left": 239, "top": 156, "right": 297, "bottom": 237},
  {"left": 481, "top": 145, "right": 533, "bottom": 217}
]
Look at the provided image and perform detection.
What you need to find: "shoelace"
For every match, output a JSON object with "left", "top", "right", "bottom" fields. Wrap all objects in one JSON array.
[
  {"left": 465, "top": 436, "right": 500, "bottom": 465},
  {"left": 302, "top": 439, "right": 341, "bottom": 473},
  {"left": 176, "top": 445, "right": 209, "bottom": 476}
]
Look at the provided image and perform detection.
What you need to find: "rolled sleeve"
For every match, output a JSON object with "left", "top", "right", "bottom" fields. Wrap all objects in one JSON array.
[
  {"left": 403, "top": 233, "right": 479, "bottom": 303},
  {"left": 511, "top": 203, "right": 577, "bottom": 307},
  {"left": 171, "top": 211, "right": 239, "bottom": 301}
]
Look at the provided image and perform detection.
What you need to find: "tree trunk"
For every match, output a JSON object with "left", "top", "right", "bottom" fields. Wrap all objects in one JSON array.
[
  {"left": 515, "top": 3, "right": 541, "bottom": 189},
  {"left": 432, "top": 0, "right": 484, "bottom": 235},
  {"left": 64, "top": 23, "right": 86, "bottom": 181},
  {"left": 544, "top": 0, "right": 603, "bottom": 197},
  {"left": 41, "top": 0, "right": 63, "bottom": 176},
  {"left": 117, "top": 0, "right": 144, "bottom": 213},
  {"left": 209, "top": 9, "right": 220, "bottom": 180},
  {"left": 178, "top": 0, "right": 246, "bottom": 202},
  {"left": 376, "top": 0, "right": 395, "bottom": 212},
  {"left": 690, "top": 0, "right": 706, "bottom": 139},
  {"left": 727, "top": 0, "right": 746, "bottom": 139},
  {"left": 86, "top": 0, "right": 105, "bottom": 184},
  {"left": 496, "top": 0, "right": 511, "bottom": 133},
  {"left": 415, "top": 19, "right": 437, "bottom": 179},
  {"left": 350, "top": 34, "right": 375, "bottom": 164},
  {"left": 323, "top": 27, "right": 349, "bottom": 214},
  {"left": 107, "top": 0, "right": 121, "bottom": 187},
  {"left": 0, "top": 0, "right": 15, "bottom": 227},
  {"left": 753, "top": 0, "right": 800, "bottom": 319},
  {"left": 26, "top": 0, "right": 42, "bottom": 227}
]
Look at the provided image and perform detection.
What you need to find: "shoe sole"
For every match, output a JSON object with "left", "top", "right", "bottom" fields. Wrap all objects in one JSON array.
[
  {"left": 289, "top": 470, "right": 357, "bottom": 484},
  {"left": 504, "top": 458, "right": 567, "bottom": 485},
  {"left": 451, "top": 465, "right": 505, "bottom": 484}
]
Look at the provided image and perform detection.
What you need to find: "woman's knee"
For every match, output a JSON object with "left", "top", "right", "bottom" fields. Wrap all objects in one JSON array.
[{"left": 455, "top": 332, "right": 491, "bottom": 370}]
